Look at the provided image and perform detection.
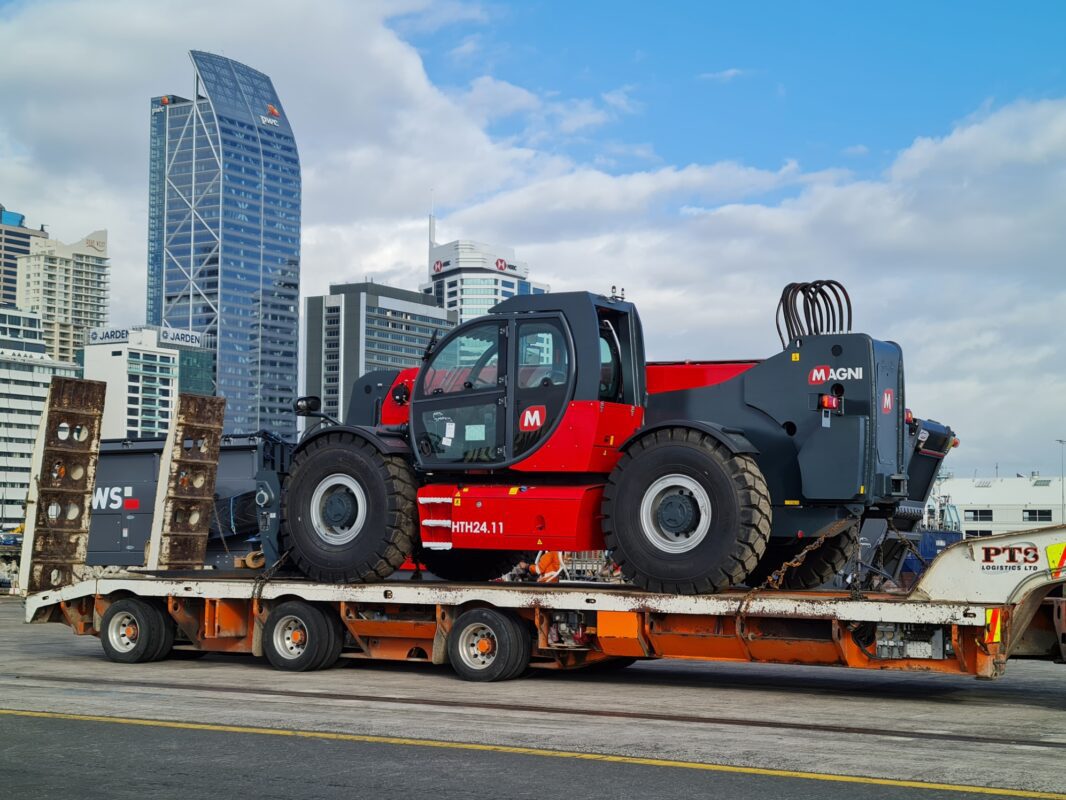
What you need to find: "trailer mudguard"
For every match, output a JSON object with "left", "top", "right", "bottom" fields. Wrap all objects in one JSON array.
[{"left": 619, "top": 420, "right": 759, "bottom": 456}]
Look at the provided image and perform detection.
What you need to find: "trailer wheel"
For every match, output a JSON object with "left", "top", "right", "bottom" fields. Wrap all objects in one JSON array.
[
  {"left": 147, "top": 604, "right": 176, "bottom": 662},
  {"left": 602, "top": 428, "right": 771, "bottom": 594},
  {"left": 317, "top": 610, "right": 347, "bottom": 670},
  {"left": 263, "top": 601, "right": 332, "bottom": 672},
  {"left": 281, "top": 431, "right": 417, "bottom": 583},
  {"left": 100, "top": 598, "right": 167, "bottom": 664},
  {"left": 447, "top": 608, "right": 531, "bottom": 682},
  {"left": 418, "top": 549, "right": 533, "bottom": 582},
  {"left": 745, "top": 528, "right": 859, "bottom": 590}
]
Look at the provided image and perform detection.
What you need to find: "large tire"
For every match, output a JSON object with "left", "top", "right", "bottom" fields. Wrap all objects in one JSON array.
[
  {"left": 602, "top": 428, "right": 771, "bottom": 594},
  {"left": 745, "top": 528, "right": 859, "bottom": 590},
  {"left": 281, "top": 431, "right": 417, "bottom": 583},
  {"left": 100, "top": 598, "right": 166, "bottom": 664},
  {"left": 447, "top": 608, "right": 531, "bottom": 682},
  {"left": 418, "top": 549, "right": 532, "bottom": 582}
]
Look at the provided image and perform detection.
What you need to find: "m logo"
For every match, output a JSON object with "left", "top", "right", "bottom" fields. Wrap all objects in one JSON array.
[
  {"left": 882, "top": 389, "right": 894, "bottom": 414},
  {"left": 519, "top": 405, "right": 546, "bottom": 432}
]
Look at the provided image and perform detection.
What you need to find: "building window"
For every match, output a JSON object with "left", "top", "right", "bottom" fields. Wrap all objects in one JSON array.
[
  {"left": 964, "top": 509, "right": 993, "bottom": 522},
  {"left": 1022, "top": 509, "right": 1052, "bottom": 523},
  {"left": 965, "top": 530, "right": 993, "bottom": 537}
]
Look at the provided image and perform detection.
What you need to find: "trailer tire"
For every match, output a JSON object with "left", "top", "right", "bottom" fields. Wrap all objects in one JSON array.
[
  {"left": 147, "top": 603, "right": 176, "bottom": 662},
  {"left": 602, "top": 428, "right": 771, "bottom": 594},
  {"left": 281, "top": 431, "right": 417, "bottom": 583},
  {"left": 418, "top": 549, "right": 533, "bottom": 582},
  {"left": 745, "top": 528, "right": 859, "bottom": 590},
  {"left": 263, "top": 601, "right": 333, "bottom": 672},
  {"left": 447, "top": 608, "right": 531, "bottom": 682},
  {"left": 100, "top": 598, "right": 167, "bottom": 664},
  {"left": 317, "top": 610, "right": 347, "bottom": 670}
]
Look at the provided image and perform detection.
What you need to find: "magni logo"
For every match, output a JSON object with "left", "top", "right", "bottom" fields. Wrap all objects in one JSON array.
[
  {"left": 519, "top": 405, "right": 546, "bottom": 432},
  {"left": 808, "top": 365, "right": 863, "bottom": 385}
]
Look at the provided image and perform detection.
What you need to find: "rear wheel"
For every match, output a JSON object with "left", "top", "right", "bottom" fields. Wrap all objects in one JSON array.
[
  {"left": 281, "top": 432, "right": 417, "bottom": 583},
  {"left": 418, "top": 549, "right": 532, "bottom": 582},
  {"left": 100, "top": 598, "right": 165, "bottom": 664},
  {"left": 263, "top": 601, "right": 332, "bottom": 672},
  {"left": 447, "top": 608, "right": 531, "bottom": 682},
  {"left": 602, "top": 428, "right": 771, "bottom": 594},
  {"left": 746, "top": 528, "right": 859, "bottom": 589}
]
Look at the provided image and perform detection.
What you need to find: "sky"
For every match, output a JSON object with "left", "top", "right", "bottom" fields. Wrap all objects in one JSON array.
[{"left": 0, "top": 0, "right": 1064, "bottom": 477}]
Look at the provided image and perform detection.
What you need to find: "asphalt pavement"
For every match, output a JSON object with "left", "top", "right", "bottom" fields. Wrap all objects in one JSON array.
[{"left": 1, "top": 598, "right": 1064, "bottom": 799}]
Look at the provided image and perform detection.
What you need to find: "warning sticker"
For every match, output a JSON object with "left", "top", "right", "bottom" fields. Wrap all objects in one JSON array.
[{"left": 1047, "top": 542, "right": 1066, "bottom": 579}]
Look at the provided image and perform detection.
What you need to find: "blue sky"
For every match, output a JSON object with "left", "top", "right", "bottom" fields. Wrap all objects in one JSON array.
[{"left": 403, "top": 2, "right": 1066, "bottom": 176}]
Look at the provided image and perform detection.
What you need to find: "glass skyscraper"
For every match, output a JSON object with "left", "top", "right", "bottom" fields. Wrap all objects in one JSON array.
[{"left": 147, "top": 50, "right": 300, "bottom": 438}]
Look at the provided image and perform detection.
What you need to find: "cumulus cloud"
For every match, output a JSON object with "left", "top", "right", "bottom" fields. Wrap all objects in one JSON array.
[
  {"left": 698, "top": 68, "right": 749, "bottom": 83},
  {"left": 0, "top": 0, "right": 1062, "bottom": 474}
]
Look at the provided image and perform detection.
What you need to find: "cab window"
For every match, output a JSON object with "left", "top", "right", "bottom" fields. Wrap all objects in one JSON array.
[{"left": 418, "top": 322, "right": 499, "bottom": 396}]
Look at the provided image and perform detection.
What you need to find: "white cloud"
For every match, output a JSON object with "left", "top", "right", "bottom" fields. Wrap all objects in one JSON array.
[
  {"left": 0, "top": 0, "right": 1062, "bottom": 474},
  {"left": 843, "top": 144, "right": 869, "bottom": 157},
  {"left": 699, "top": 68, "right": 748, "bottom": 83}
]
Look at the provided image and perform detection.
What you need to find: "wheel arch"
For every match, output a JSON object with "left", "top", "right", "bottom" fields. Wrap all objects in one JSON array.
[
  {"left": 621, "top": 420, "right": 760, "bottom": 456},
  {"left": 294, "top": 424, "right": 411, "bottom": 461}
]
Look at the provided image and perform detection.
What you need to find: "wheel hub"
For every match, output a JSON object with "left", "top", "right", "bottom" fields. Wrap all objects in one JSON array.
[
  {"left": 323, "top": 491, "right": 357, "bottom": 528},
  {"left": 657, "top": 494, "right": 698, "bottom": 534}
]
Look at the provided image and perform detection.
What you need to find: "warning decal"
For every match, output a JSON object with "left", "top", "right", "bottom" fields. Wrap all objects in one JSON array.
[
  {"left": 984, "top": 608, "right": 1002, "bottom": 644},
  {"left": 1047, "top": 542, "right": 1066, "bottom": 580}
]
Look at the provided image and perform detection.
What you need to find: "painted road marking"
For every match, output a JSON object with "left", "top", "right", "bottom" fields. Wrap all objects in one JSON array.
[{"left": 1, "top": 708, "right": 1064, "bottom": 799}]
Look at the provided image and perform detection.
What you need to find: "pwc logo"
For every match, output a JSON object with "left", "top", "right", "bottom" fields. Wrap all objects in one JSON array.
[
  {"left": 519, "top": 405, "right": 546, "bottom": 432},
  {"left": 808, "top": 365, "right": 863, "bottom": 385},
  {"left": 91, "top": 486, "right": 140, "bottom": 511}
]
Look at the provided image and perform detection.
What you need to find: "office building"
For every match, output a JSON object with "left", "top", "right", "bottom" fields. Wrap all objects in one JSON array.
[
  {"left": 147, "top": 50, "right": 301, "bottom": 438},
  {"left": 421, "top": 217, "right": 548, "bottom": 323},
  {"left": 304, "top": 282, "right": 456, "bottom": 420},
  {"left": 83, "top": 325, "right": 215, "bottom": 439},
  {"left": 15, "top": 230, "right": 110, "bottom": 362},
  {"left": 935, "top": 475, "right": 1066, "bottom": 537},
  {"left": 0, "top": 308, "right": 78, "bottom": 527},
  {"left": 0, "top": 204, "right": 49, "bottom": 307}
]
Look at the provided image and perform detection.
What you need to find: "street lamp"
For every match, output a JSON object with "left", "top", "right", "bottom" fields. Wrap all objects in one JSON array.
[{"left": 1057, "top": 439, "right": 1066, "bottom": 526}]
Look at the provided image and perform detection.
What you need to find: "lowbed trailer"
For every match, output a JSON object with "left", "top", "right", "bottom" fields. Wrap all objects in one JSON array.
[{"left": 18, "top": 379, "right": 1066, "bottom": 681}]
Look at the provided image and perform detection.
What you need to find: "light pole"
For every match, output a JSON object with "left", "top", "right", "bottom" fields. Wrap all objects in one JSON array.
[{"left": 1057, "top": 439, "right": 1066, "bottom": 526}]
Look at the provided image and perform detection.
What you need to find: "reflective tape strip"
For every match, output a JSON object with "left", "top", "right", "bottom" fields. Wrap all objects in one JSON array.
[{"left": 985, "top": 608, "right": 1002, "bottom": 644}]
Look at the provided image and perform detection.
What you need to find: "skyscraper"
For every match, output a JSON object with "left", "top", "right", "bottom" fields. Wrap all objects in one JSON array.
[
  {"left": 421, "top": 217, "right": 549, "bottom": 324},
  {"left": 0, "top": 204, "right": 49, "bottom": 307},
  {"left": 16, "top": 230, "right": 110, "bottom": 362},
  {"left": 147, "top": 51, "right": 301, "bottom": 438}
]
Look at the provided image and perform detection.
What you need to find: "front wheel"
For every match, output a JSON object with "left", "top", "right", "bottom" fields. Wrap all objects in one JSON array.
[
  {"left": 602, "top": 428, "right": 771, "bottom": 594},
  {"left": 100, "top": 598, "right": 169, "bottom": 664},
  {"left": 281, "top": 432, "right": 417, "bottom": 583}
]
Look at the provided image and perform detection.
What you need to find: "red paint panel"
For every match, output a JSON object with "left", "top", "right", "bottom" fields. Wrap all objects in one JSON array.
[
  {"left": 122, "top": 497, "right": 140, "bottom": 510},
  {"left": 511, "top": 401, "right": 644, "bottom": 473},
  {"left": 646, "top": 361, "right": 759, "bottom": 394},
  {"left": 416, "top": 483, "right": 605, "bottom": 551},
  {"left": 379, "top": 368, "right": 418, "bottom": 425}
]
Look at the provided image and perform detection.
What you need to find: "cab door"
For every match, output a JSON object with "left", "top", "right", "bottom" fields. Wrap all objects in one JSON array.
[
  {"left": 411, "top": 320, "right": 508, "bottom": 466},
  {"left": 511, "top": 316, "right": 573, "bottom": 458}
]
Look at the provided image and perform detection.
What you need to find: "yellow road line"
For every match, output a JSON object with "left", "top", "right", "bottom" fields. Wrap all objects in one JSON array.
[{"left": 1, "top": 708, "right": 1063, "bottom": 799}]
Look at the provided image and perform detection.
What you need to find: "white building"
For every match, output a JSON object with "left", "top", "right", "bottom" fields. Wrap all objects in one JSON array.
[
  {"left": 82, "top": 326, "right": 210, "bottom": 439},
  {"left": 304, "top": 282, "right": 456, "bottom": 421},
  {"left": 935, "top": 475, "right": 1065, "bottom": 537},
  {"left": 16, "top": 229, "right": 110, "bottom": 362},
  {"left": 420, "top": 217, "right": 549, "bottom": 324},
  {"left": 0, "top": 308, "right": 78, "bottom": 527}
]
